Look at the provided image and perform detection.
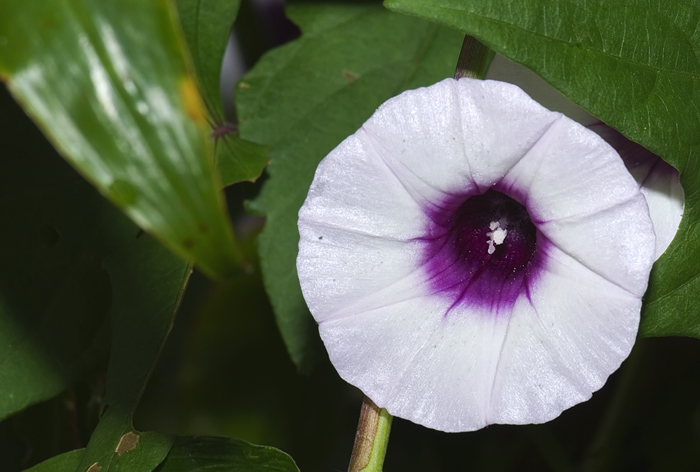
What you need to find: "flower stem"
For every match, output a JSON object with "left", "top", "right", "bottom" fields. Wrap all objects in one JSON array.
[
  {"left": 348, "top": 396, "right": 393, "bottom": 472},
  {"left": 454, "top": 35, "right": 495, "bottom": 80}
]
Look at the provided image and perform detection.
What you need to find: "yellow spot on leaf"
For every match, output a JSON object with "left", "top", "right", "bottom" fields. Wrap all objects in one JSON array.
[
  {"left": 180, "top": 77, "right": 206, "bottom": 124},
  {"left": 238, "top": 82, "right": 251, "bottom": 89},
  {"left": 86, "top": 463, "right": 102, "bottom": 472},
  {"left": 115, "top": 431, "right": 140, "bottom": 456},
  {"left": 342, "top": 70, "right": 358, "bottom": 82}
]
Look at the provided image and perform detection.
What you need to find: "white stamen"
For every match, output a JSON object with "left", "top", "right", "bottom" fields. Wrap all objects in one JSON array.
[{"left": 486, "top": 221, "right": 508, "bottom": 255}]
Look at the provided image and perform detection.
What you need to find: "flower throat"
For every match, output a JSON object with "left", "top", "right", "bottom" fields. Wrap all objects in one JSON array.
[{"left": 422, "top": 189, "right": 542, "bottom": 314}]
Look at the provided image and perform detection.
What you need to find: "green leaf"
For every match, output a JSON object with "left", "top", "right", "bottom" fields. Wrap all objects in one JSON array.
[
  {"left": 216, "top": 134, "right": 270, "bottom": 187},
  {"left": 385, "top": 0, "right": 700, "bottom": 338},
  {"left": 236, "top": 2, "right": 464, "bottom": 371},
  {"left": 76, "top": 226, "right": 191, "bottom": 471},
  {"left": 24, "top": 449, "right": 85, "bottom": 472},
  {"left": 24, "top": 436, "right": 299, "bottom": 472},
  {"left": 79, "top": 410, "right": 175, "bottom": 472},
  {"left": 155, "top": 436, "right": 299, "bottom": 472},
  {"left": 0, "top": 0, "right": 241, "bottom": 279},
  {"left": 0, "top": 86, "right": 110, "bottom": 420}
]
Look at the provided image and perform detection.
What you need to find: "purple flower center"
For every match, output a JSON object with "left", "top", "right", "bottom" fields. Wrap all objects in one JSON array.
[{"left": 421, "top": 189, "right": 548, "bottom": 316}]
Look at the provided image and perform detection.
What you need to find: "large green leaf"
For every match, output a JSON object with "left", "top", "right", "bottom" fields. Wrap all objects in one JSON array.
[
  {"left": 236, "top": 2, "right": 464, "bottom": 371},
  {"left": 0, "top": 86, "right": 108, "bottom": 420},
  {"left": 174, "top": 0, "right": 269, "bottom": 186},
  {"left": 0, "top": 0, "right": 241, "bottom": 279},
  {"left": 385, "top": 0, "right": 700, "bottom": 338}
]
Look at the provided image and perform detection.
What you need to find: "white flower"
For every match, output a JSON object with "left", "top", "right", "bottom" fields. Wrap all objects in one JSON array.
[
  {"left": 589, "top": 122, "right": 684, "bottom": 260},
  {"left": 297, "top": 78, "right": 656, "bottom": 432}
]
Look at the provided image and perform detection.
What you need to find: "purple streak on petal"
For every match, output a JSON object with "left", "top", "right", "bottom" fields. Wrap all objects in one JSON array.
[
  {"left": 587, "top": 122, "right": 680, "bottom": 189},
  {"left": 420, "top": 187, "right": 550, "bottom": 318},
  {"left": 588, "top": 121, "right": 684, "bottom": 258}
]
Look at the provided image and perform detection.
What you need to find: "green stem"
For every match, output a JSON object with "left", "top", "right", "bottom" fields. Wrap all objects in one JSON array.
[
  {"left": 454, "top": 35, "right": 495, "bottom": 80},
  {"left": 348, "top": 396, "right": 393, "bottom": 472}
]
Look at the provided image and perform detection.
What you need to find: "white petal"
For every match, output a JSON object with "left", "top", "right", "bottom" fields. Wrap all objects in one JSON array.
[
  {"left": 641, "top": 166, "right": 684, "bottom": 259},
  {"left": 360, "top": 78, "right": 558, "bottom": 203},
  {"left": 320, "top": 296, "right": 508, "bottom": 432},
  {"left": 589, "top": 123, "right": 684, "bottom": 260},
  {"left": 299, "top": 129, "right": 427, "bottom": 240},
  {"left": 452, "top": 79, "right": 560, "bottom": 189},
  {"left": 380, "top": 307, "right": 509, "bottom": 432},
  {"left": 359, "top": 79, "right": 476, "bottom": 206},
  {"left": 297, "top": 220, "right": 426, "bottom": 323},
  {"left": 488, "top": 247, "right": 640, "bottom": 425},
  {"left": 502, "top": 117, "right": 642, "bottom": 222},
  {"left": 319, "top": 296, "right": 447, "bottom": 410},
  {"left": 538, "top": 195, "right": 655, "bottom": 296}
]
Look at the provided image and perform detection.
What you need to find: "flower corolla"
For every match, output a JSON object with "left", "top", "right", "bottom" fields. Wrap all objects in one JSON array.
[
  {"left": 297, "top": 78, "right": 656, "bottom": 432},
  {"left": 589, "top": 122, "right": 684, "bottom": 260}
]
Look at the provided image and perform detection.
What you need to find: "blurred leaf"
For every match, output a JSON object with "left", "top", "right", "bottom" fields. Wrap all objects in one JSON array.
[
  {"left": 24, "top": 449, "right": 85, "bottom": 472},
  {"left": 383, "top": 0, "right": 700, "bottom": 338},
  {"left": 236, "top": 2, "right": 464, "bottom": 372},
  {"left": 0, "top": 86, "right": 111, "bottom": 420},
  {"left": 0, "top": 0, "right": 241, "bottom": 279},
  {"left": 155, "top": 436, "right": 299, "bottom": 472},
  {"left": 174, "top": 0, "right": 269, "bottom": 186},
  {"left": 76, "top": 226, "right": 191, "bottom": 470}
]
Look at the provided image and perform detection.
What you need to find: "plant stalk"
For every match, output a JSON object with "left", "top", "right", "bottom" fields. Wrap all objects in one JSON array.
[
  {"left": 348, "top": 396, "right": 393, "bottom": 472},
  {"left": 454, "top": 35, "right": 494, "bottom": 80}
]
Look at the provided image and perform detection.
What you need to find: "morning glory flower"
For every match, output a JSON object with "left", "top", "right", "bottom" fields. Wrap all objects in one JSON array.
[
  {"left": 297, "top": 78, "right": 656, "bottom": 432},
  {"left": 589, "top": 122, "right": 684, "bottom": 260}
]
